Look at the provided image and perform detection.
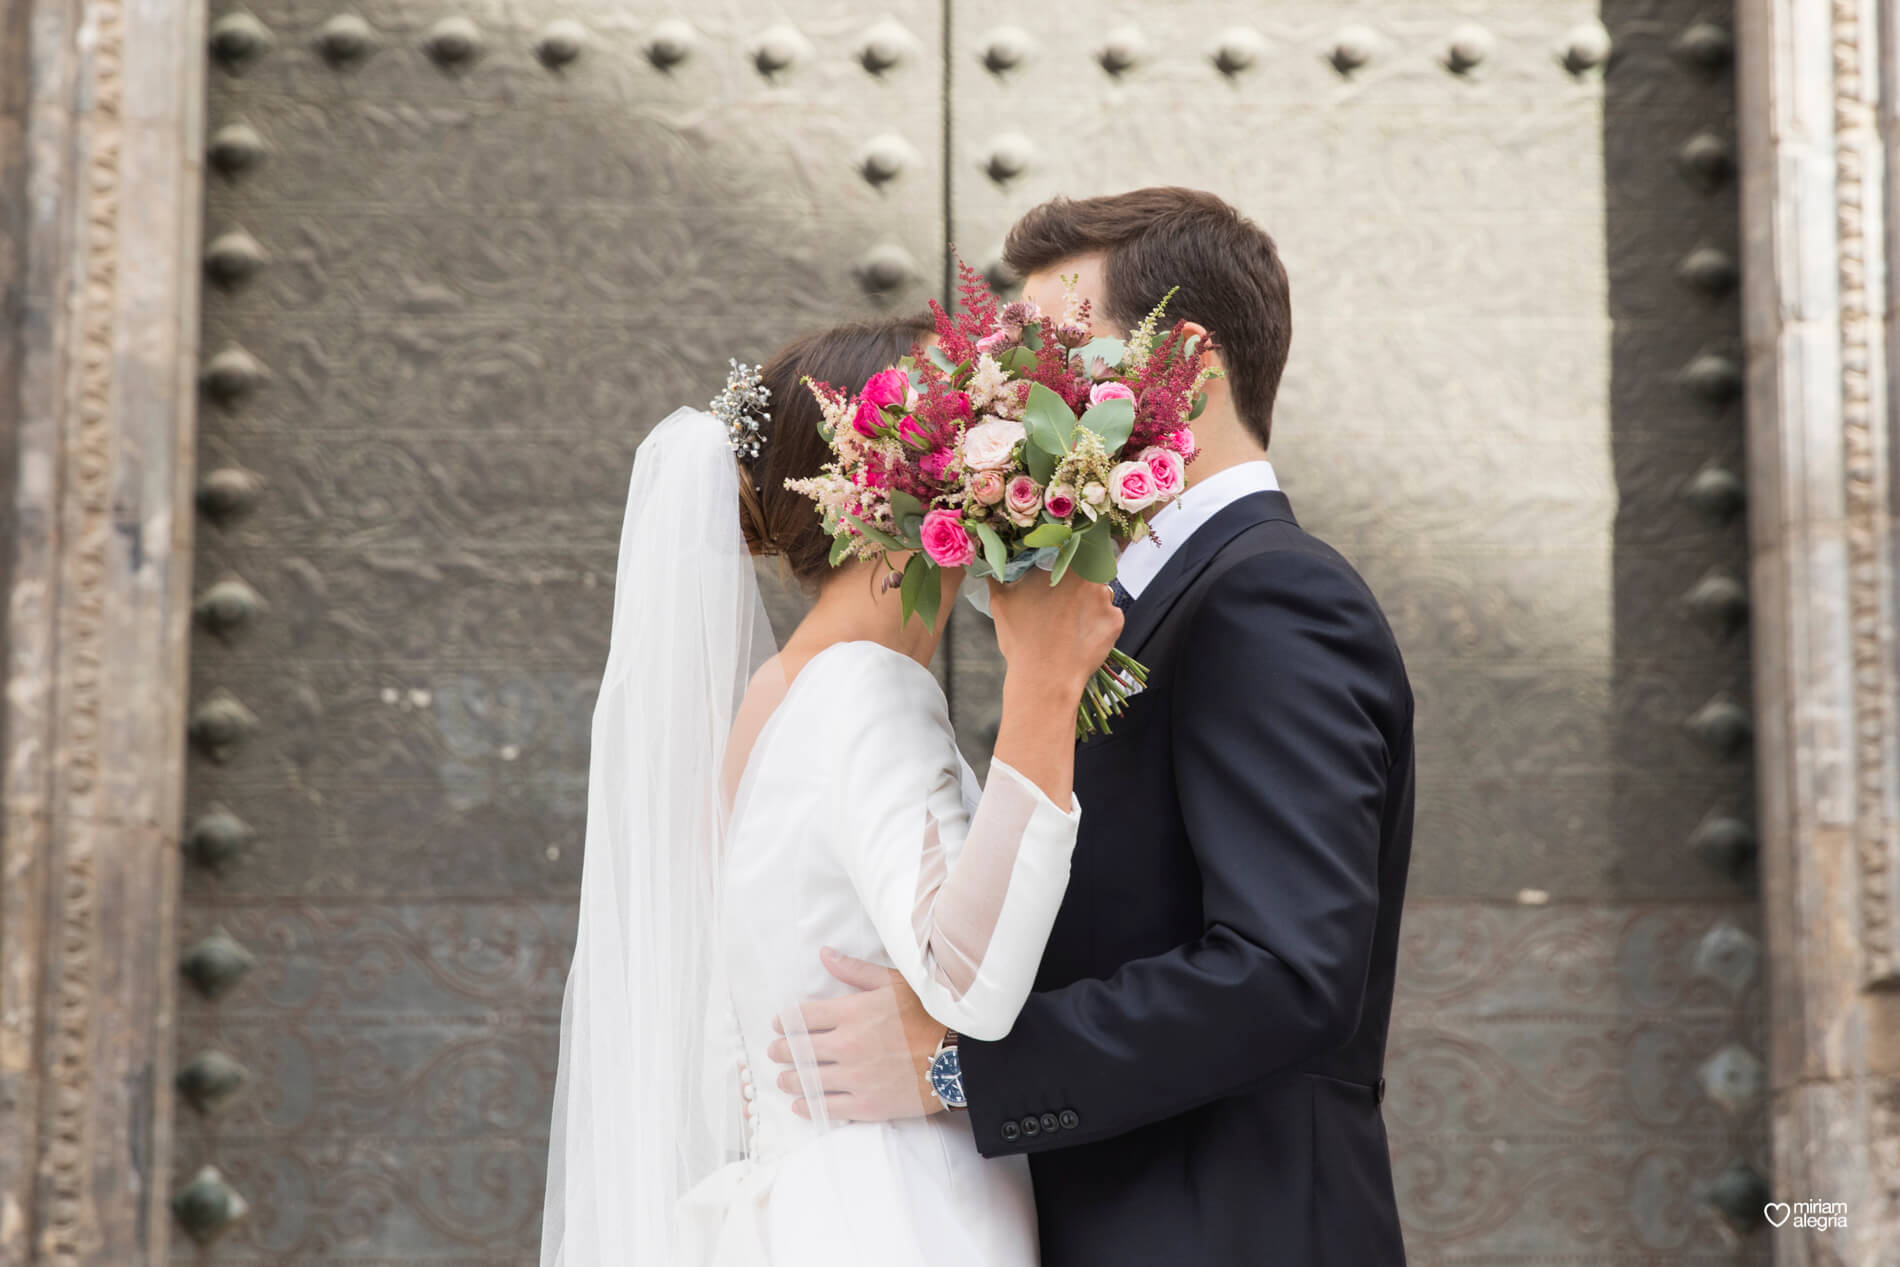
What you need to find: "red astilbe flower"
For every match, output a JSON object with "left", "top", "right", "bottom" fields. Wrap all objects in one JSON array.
[
  {"left": 927, "top": 256, "right": 1002, "bottom": 364},
  {"left": 1129, "top": 322, "right": 1218, "bottom": 449}
]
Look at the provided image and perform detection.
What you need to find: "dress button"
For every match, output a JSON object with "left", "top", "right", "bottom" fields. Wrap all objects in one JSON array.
[
  {"left": 1001, "top": 1121, "right": 1021, "bottom": 1143},
  {"left": 1020, "top": 1115, "right": 1041, "bottom": 1137},
  {"left": 1039, "top": 1112, "right": 1060, "bottom": 1134},
  {"left": 1058, "top": 1108, "right": 1079, "bottom": 1130},
  {"left": 1375, "top": 1076, "right": 1386, "bottom": 1104},
  {"left": 741, "top": 1083, "right": 755, "bottom": 1101}
]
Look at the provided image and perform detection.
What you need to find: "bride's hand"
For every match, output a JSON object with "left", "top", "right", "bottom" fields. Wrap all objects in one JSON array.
[{"left": 988, "top": 569, "right": 1124, "bottom": 698}]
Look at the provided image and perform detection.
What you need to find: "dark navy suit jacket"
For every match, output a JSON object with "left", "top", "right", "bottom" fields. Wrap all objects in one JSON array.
[{"left": 960, "top": 491, "right": 1415, "bottom": 1266}]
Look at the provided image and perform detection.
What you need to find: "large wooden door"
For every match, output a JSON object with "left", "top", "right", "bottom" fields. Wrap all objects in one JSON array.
[{"left": 179, "top": 2, "right": 1765, "bottom": 1261}]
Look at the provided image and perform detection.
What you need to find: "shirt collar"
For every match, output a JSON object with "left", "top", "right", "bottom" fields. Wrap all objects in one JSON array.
[{"left": 1116, "top": 460, "right": 1280, "bottom": 599}]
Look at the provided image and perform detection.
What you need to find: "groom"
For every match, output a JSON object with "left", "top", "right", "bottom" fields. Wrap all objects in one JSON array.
[{"left": 773, "top": 187, "right": 1414, "bottom": 1265}]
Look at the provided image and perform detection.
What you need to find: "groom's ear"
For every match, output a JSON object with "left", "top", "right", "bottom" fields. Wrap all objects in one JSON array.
[{"left": 1178, "top": 320, "right": 1223, "bottom": 373}]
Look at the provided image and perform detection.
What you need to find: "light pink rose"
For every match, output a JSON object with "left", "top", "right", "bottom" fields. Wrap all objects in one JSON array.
[
  {"left": 962, "top": 418, "right": 1025, "bottom": 470},
  {"left": 1088, "top": 380, "right": 1136, "bottom": 408},
  {"left": 1108, "top": 460, "right": 1158, "bottom": 512},
  {"left": 1004, "top": 474, "right": 1042, "bottom": 528},
  {"left": 970, "top": 470, "right": 1006, "bottom": 505},
  {"left": 976, "top": 329, "right": 1016, "bottom": 356},
  {"left": 1171, "top": 427, "right": 1196, "bottom": 455},
  {"left": 1043, "top": 483, "right": 1077, "bottom": 520},
  {"left": 1141, "top": 446, "right": 1185, "bottom": 500},
  {"left": 852, "top": 397, "right": 886, "bottom": 439},
  {"left": 920, "top": 509, "right": 976, "bottom": 568},
  {"left": 863, "top": 368, "right": 910, "bottom": 409}
]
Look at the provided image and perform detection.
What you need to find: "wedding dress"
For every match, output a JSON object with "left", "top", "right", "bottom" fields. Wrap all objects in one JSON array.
[{"left": 540, "top": 408, "right": 1079, "bottom": 1267}]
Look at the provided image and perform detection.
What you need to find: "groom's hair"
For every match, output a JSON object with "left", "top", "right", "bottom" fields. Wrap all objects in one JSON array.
[
  {"left": 743, "top": 312, "right": 937, "bottom": 585},
  {"left": 1005, "top": 188, "right": 1291, "bottom": 447}
]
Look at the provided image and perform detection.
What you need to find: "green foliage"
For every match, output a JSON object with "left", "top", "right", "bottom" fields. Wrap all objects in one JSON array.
[
  {"left": 900, "top": 552, "right": 941, "bottom": 630},
  {"left": 1023, "top": 383, "right": 1076, "bottom": 459},
  {"left": 1068, "top": 521, "right": 1118, "bottom": 584},
  {"left": 973, "top": 521, "right": 1008, "bottom": 579},
  {"left": 1050, "top": 530, "right": 1083, "bottom": 584},
  {"left": 1072, "top": 336, "right": 1126, "bottom": 368},
  {"left": 845, "top": 515, "right": 909, "bottom": 552},
  {"left": 1021, "top": 521, "right": 1073, "bottom": 549},
  {"left": 1078, "top": 396, "right": 1134, "bottom": 452}
]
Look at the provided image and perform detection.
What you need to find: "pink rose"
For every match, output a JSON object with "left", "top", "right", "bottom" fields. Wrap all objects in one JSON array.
[
  {"left": 962, "top": 418, "right": 1025, "bottom": 470},
  {"left": 970, "top": 470, "right": 1006, "bottom": 505},
  {"left": 1141, "top": 446, "right": 1185, "bottom": 500},
  {"left": 1044, "top": 483, "right": 1077, "bottom": 520},
  {"left": 920, "top": 447, "right": 956, "bottom": 482},
  {"left": 976, "top": 329, "right": 1015, "bottom": 356},
  {"left": 1108, "top": 460, "right": 1158, "bottom": 512},
  {"left": 863, "top": 368, "right": 910, "bottom": 409},
  {"left": 1004, "top": 475, "right": 1042, "bottom": 528},
  {"left": 898, "top": 416, "right": 933, "bottom": 450},
  {"left": 852, "top": 398, "right": 886, "bottom": 439},
  {"left": 1171, "top": 427, "right": 1196, "bottom": 455},
  {"left": 920, "top": 509, "right": 975, "bottom": 568},
  {"left": 1088, "top": 380, "right": 1136, "bottom": 408}
]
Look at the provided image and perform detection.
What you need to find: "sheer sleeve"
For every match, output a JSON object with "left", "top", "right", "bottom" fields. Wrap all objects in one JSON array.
[{"left": 820, "top": 648, "right": 1081, "bottom": 1042}]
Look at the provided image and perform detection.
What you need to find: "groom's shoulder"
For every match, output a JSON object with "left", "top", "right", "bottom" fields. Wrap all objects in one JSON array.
[{"left": 1200, "top": 521, "right": 1407, "bottom": 673}]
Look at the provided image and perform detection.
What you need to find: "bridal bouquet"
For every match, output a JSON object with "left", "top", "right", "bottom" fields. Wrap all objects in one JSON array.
[{"left": 789, "top": 260, "right": 1217, "bottom": 736}]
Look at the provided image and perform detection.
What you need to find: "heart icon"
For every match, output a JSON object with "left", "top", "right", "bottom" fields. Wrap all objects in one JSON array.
[{"left": 1764, "top": 1202, "right": 1791, "bottom": 1227}]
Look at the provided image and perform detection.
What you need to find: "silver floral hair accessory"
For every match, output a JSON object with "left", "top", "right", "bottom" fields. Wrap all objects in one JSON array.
[{"left": 711, "top": 359, "right": 771, "bottom": 461}]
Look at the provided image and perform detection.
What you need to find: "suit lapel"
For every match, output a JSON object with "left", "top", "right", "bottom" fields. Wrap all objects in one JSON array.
[{"left": 1117, "top": 491, "right": 1298, "bottom": 657}]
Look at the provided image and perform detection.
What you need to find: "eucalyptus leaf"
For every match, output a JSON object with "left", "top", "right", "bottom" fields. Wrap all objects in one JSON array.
[
  {"left": 1021, "top": 521, "right": 1073, "bottom": 549},
  {"left": 844, "top": 515, "right": 907, "bottom": 553},
  {"left": 1068, "top": 522, "right": 1118, "bottom": 584},
  {"left": 1025, "top": 442, "right": 1057, "bottom": 484},
  {"left": 973, "top": 521, "right": 1008, "bottom": 579},
  {"left": 927, "top": 345, "right": 958, "bottom": 374},
  {"left": 1000, "top": 346, "right": 1037, "bottom": 374},
  {"left": 828, "top": 534, "right": 853, "bottom": 567},
  {"left": 1078, "top": 396, "right": 1135, "bottom": 452},
  {"left": 912, "top": 557, "right": 943, "bottom": 630},
  {"left": 1001, "top": 546, "right": 1058, "bottom": 582},
  {"left": 1073, "top": 336, "right": 1126, "bottom": 369},
  {"left": 899, "top": 553, "right": 929, "bottom": 627},
  {"left": 889, "top": 489, "right": 925, "bottom": 523},
  {"left": 1020, "top": 323, "right": 1043, "bottom": 352},
  {"left": 1023, "top": 383, "right": 1076, "bottom": 457},
  {"left": 1050, "top": 531, "right": 1083, "bottom": 585},
  {"left": 1189, "top": 392, "right": 1207, "bottom": 421}
]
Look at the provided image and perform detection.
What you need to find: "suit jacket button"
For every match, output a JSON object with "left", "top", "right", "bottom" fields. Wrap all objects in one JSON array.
[
  {"left": 1001, "top": 1121, "right": 1021, "bottom": 1142},
  {"left": 1020, "top": 1115, "right": 1041, "bottom": 1137},
  {"left": 1039, "top": 1112, "right": 1060, "bottom": 1134},
  {"left": 1375, "top": 1076, "right": 1386, "bottom": 1104},
  {"left": 1058, "top": 1108, "right": 1079, "bottom": 1130}
]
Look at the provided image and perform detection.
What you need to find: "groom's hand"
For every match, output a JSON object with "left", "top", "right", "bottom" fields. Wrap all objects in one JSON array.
[{"left": 765, "top": 947, "right": 945, "bottom": 1122}]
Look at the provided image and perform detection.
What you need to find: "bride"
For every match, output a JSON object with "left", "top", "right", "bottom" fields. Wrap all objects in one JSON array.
[{"left": 540, "top": 316, "right": 1124, "bottom": 1267}]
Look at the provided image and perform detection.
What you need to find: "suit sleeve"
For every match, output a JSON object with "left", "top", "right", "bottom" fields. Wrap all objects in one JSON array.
[{"left": 958, "top": 548, "right": 1401, "bottom": 1155}]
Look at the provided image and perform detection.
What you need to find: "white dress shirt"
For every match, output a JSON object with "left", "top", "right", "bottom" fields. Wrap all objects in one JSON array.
[{"left": 1116, "top": 460, "right": 1281, "bottom": 600}]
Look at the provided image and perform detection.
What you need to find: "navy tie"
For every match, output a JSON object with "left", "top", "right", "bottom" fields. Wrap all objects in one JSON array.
[{"left": 1110, "top": 579, "right": 1134, "bottom": 609}]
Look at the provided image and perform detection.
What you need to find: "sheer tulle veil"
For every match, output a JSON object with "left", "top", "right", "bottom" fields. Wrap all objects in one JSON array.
[{"left": 540, "top": 406, "right": 775, "bottom": 1265}]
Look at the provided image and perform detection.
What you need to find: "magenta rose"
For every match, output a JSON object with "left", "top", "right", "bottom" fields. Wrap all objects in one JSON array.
[
  {"left": 863, "top": 368, "right": 910, "bottom": 409},
  {"left": 1108, "top": 460, "right": 1159, "bottom": 512},
  {"left": 920, "top": 447, "right": 957, "bottom": 482},
  {"left": 898, "top": 416, "right": 933, "bottom": 450},
  {"left": 852, "top": 398, "right": 886, "bottom": 439},
  {"left": 1170, "top": 427, "right": 1196, "bottom": 455},
  {"left": 970, "top": 470, "right": 1006, "bottom": 505},
  {"left": 920, "top": 509, "right": 976, "bottom": 568},
  {"left": 1088, "top": 380, "right": 1136, "bottom": 408},
  {"left": 1141, "top": 446, "right": 1185, "bottom": 500},
  {"left": 1044, "top": 483, "right": 1077, "bottom": 520},
  {"left": 1004, "top": 474, "right": 1042, "bottom": 527}
]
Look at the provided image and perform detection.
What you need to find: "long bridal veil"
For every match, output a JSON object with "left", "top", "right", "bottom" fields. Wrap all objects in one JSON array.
[{"left": 540, "top": 407, "right": 775, "bottom": 1266}]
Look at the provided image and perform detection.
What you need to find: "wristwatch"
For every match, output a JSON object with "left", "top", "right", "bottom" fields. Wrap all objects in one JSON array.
[{"left": 927, "top": 1029, "right": 966, "bottom": 1110}]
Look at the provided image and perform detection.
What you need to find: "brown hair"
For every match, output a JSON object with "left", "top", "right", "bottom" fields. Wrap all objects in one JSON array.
[
  {"left": 1004, "top": 187, "right": 1291, "bottom": 447},
  {"left": 738, "top": 313, "right": 935, "bottom": 585}
]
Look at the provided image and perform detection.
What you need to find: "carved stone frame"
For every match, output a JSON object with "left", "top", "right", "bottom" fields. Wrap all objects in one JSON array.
[
  {"left": 1737, "top": 0, "right": 1900, "bottom": 1256},
  {"left": 0, "top": 0, "right": 207, "bottom": 1264}
]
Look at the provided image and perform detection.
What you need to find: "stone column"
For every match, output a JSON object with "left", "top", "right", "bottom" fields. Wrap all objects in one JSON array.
[
  {"left": 0, "top": 0, "right": 207, "bottom": 1263},
  {"left": 1736, "top": 0, "right": 1900, "bottom": 1257}
]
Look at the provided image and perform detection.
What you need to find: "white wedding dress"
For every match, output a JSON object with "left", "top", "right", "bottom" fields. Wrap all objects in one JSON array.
[{"left": 539, "top": 408, "right": 1079, "bottom": 1267}]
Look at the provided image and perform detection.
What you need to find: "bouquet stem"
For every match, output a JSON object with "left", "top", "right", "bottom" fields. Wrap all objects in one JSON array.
[{"left": 1076, "top": 648, "right": 1150, "bottom": 739}]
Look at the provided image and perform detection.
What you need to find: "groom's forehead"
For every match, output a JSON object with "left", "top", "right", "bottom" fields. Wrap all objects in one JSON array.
[{"left": 1022, "top": 254, "right": 1110, "bottom": 321}]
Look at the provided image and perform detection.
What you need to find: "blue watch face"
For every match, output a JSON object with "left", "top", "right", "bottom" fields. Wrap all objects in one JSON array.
[{"left": 929, "top": 1046, "right": 966, "bottom": 1108}]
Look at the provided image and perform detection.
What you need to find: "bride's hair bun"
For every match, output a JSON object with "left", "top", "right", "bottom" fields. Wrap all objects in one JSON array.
[{"left": 738, "top": 313, "right": 934, "bottom": 586}]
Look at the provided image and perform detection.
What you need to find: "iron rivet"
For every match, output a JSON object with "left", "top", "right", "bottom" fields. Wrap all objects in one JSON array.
[
  {"left": 179, "top": 928, "right": 257, "bottom": 1000},
  {"left": 534, "top": 19, "right": 587, "bottom": 69},
  {"left": 1701, "top": 1160, "right": 1771, "bottom": 1231},
  {"left": 184, "top": 804, "right": 257, "bottom": 874},
  {"left": 423, "top": 16, "right": 481, "bottom": 68},
  {"left": 1684, "top": 463, "right": 1745, "bottom": 519},
  {"left": 177, "top": 1049, "right": 250, "bottom": 1113},
  {"left": 316, "top": 13, "right": 376, "bottom": 65},
  {"left": 1673, "top": 23, "right": 1733, "bottom": 71},
  {"left": 1698, "top": 1045, "right": 1765, "bottom": 1115},
  {"left": 1561, "top": 22, "right": 1612, "bottom": 74},
  {"left": 1212, "top": 28, "right": 1265, "bottom": 76},
  {"left": 1684, "top": 571, "right": 1749, "bottom": 635},
  {"left": 1688, "top": 814, "right": 1758, "bottom": 881},
  {"left": 196, "top": 467, "right": 265, "bottom": 525},
  {"left": 201, "top": 344, "right": 270, "bottom": 403},
  {"left": 753, "top": 24, "right": 806, "bottom": 76},
  {"left": 1098, "top": 26, "right": 1141, "bottom": 75},
  {"left": 189, "top": 690, "right": 259, "bottom": 761},
  {"left": 205, "top": 229, "right": 269, "bottom": 288},
  {"left": 172, "top": 1166, "right": 250, "bottom": 1244},
  {"left": 1678, "top": 245, "right": 1738, "bottom": 295},
  {"left": 982, "top": 27, "right": 1032, "bottom": 74},
  {"left": 857, "top": 244, "right": 918, "bottom": 295},
  {"left": 1444, "top": 24, "right": 1491, "bottom": 75},
  {"left": 1680, "top": 352, "right": 1742, "bottom": 401},
  {"left": 1678, "top": 132, "right": 1735, "bottom": 191},
  {"left": 207, "top": 123, "right": 268, "bottom": 177},
  {"left": 858, "top": 134, "right": 914, "bottom": 186},
  {"left": 859, "top": 19, "right": 912, "bottom": 74},
  {"left": 194, "top": 576, "right": 267, "bottom": 638},
  {"left": 645, "top": 19, "right": 694, "bottom": 70},
  {"left": 985, "top": 133, "right": 1033, "bottom": 183},
  {"left": 209, "top": 11, "right": 273, "bottom": 68},
  {"left": 1329, "top": 26, "right": 1376, "bottom": 75},
  {"left": 1693, "top": 922, "right": 1762, "bottom": 995},
  {"left": 1685, "top": 695, "right": 1752, "bottom": 757}
]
